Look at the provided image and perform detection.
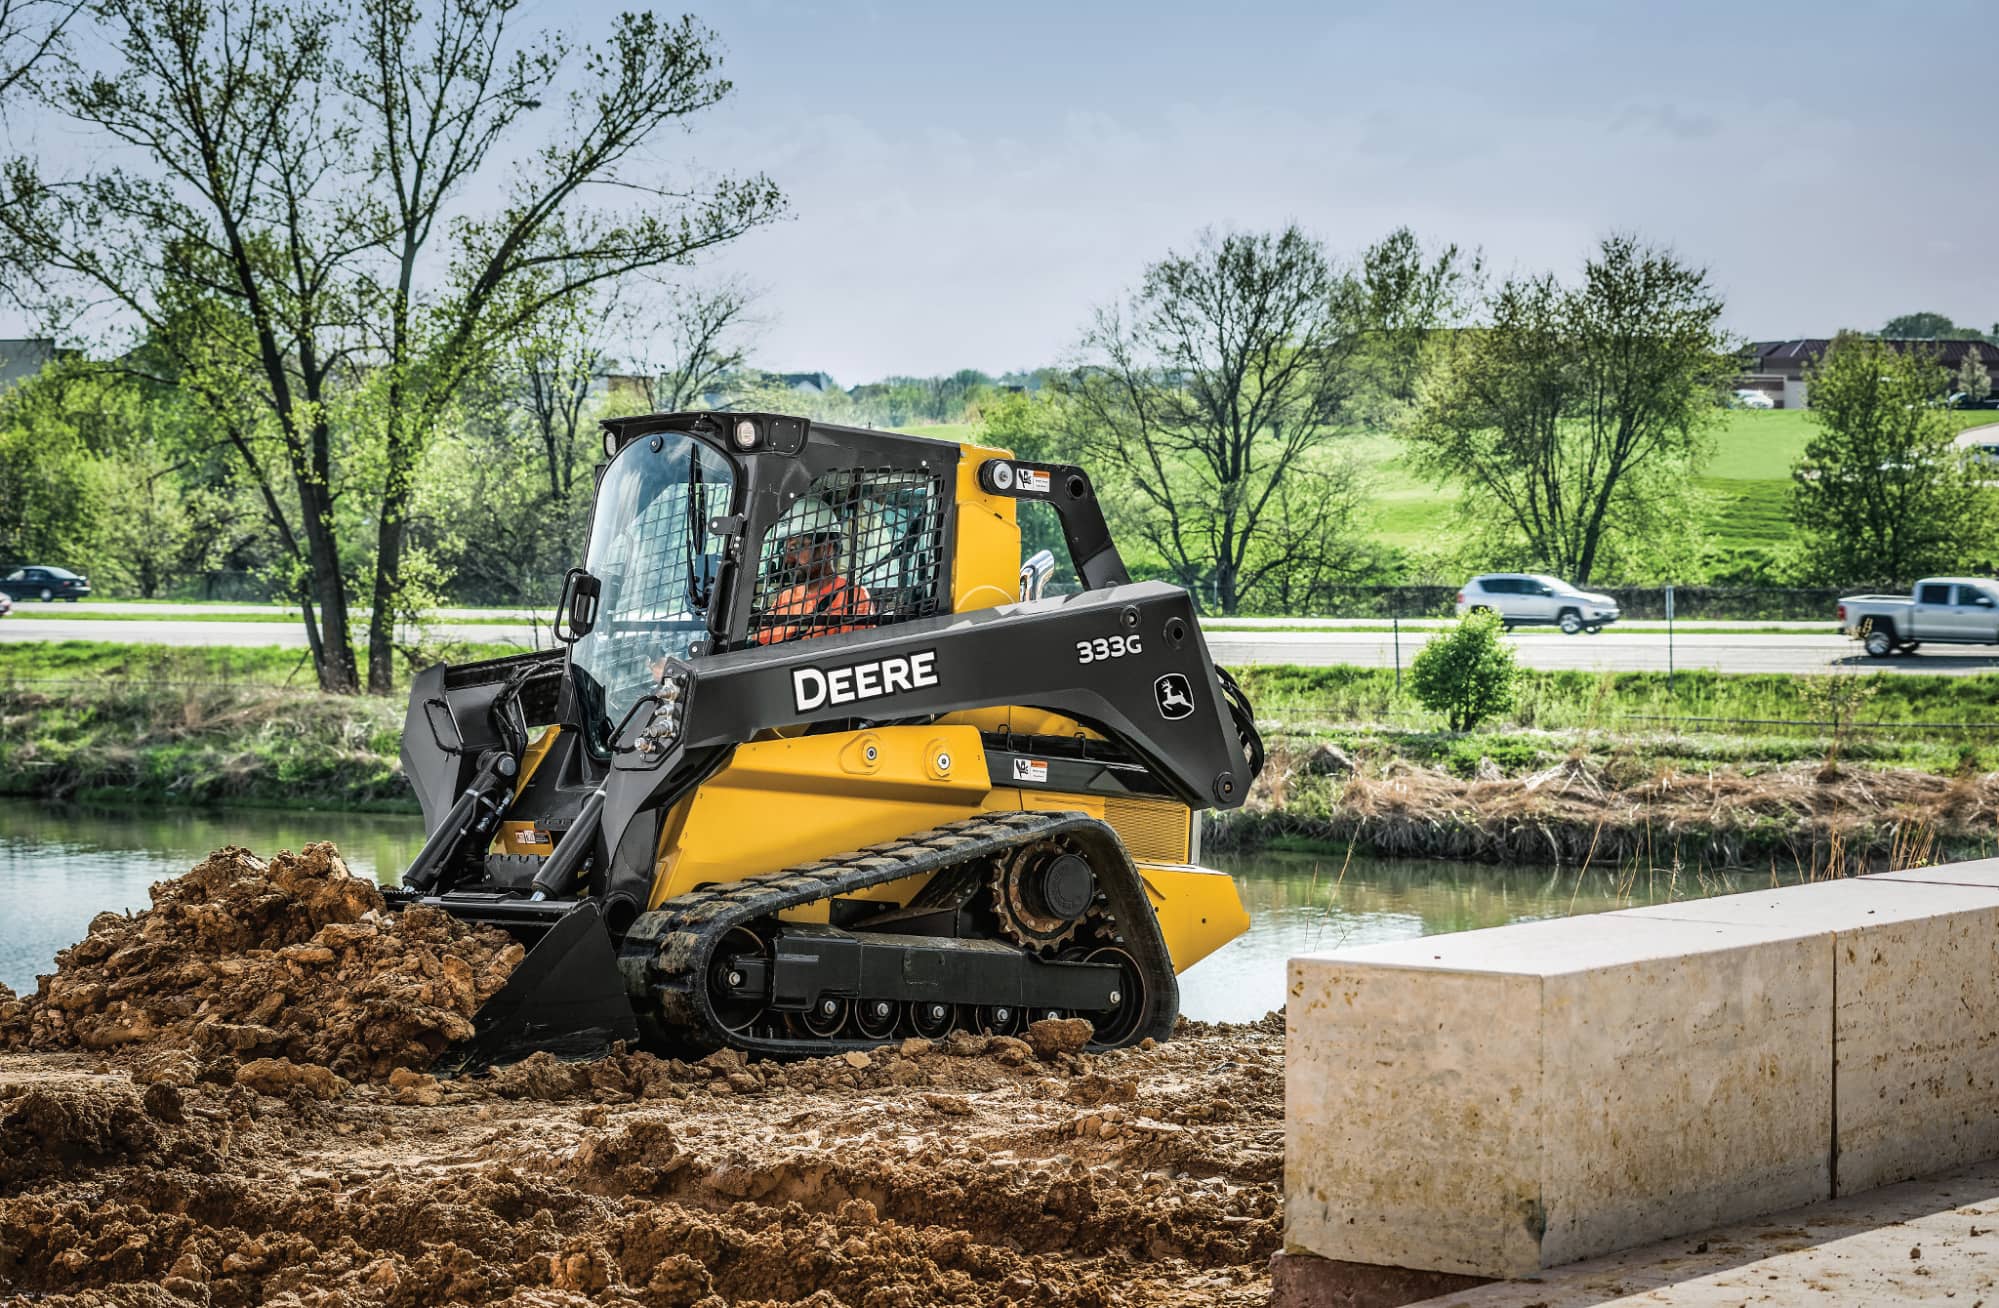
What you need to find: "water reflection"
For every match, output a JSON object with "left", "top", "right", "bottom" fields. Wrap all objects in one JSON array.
[
  {"left": 1177, "top": 847, "right": 1764, "bottom": 1023},
  {"left": 0, "top": 800, "right": 1764, "bottom": 1023},
  {"left": 0, "top": 800, "right": 425, "bottom": 997}
]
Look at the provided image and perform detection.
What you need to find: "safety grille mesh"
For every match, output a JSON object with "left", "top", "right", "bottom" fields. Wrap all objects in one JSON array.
[
  {"left": 1103, "top": 796, "right": 1192, "bottom": 865},
  {"left": 747, "top": 468, "right": 948, "bottom": 647}
]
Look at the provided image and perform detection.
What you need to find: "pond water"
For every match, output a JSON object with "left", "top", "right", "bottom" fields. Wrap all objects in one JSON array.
[{"left": 0, "top": 800, "right": 1767, "bottom": 1022}]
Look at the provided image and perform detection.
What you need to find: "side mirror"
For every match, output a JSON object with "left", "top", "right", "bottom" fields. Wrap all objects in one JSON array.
[
  {"left": 1019, "top": 549, "right": 1056, "bottom": 603},
  {"left": 554, "top": 567, "right": 602, "bottom": 643}
]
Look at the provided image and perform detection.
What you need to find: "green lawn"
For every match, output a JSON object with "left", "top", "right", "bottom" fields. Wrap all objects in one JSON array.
[{"left": 916, "top": 410, "right": 1999, "bottom": 560}]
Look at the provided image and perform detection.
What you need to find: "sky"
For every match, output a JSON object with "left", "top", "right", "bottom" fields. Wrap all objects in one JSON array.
[
  {"left": 10, "top": 0, "right": 1998, "bottom": 382},
  {"left": 642, "top": 0, "right": 1999, "bottom": 379}
]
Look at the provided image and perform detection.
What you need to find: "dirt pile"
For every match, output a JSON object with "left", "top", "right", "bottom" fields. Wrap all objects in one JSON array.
[
  {"left": 0, "top": 843, "right": 522, "bottom": 1080},
  {"left": 0, "top": 1012, "right": 1284, "bottom": 1307}
]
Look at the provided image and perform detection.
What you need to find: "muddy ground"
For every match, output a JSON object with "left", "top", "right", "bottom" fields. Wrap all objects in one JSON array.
[
  {"left": 0, "top": 844, "right": 1284, "bottom": 1307},
  {"left": 0, "top": 1017, "right": 1282, "bottom": 1307}
]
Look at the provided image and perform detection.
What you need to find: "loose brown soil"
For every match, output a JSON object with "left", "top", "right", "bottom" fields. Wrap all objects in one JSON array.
[
  {"left": 0, "top": 844, "right": 524, "bottom": 1080},
  {"left": 0, "top": 846, "right": 1284, "bottom": 1306},
  {"left": 0, "top": 1018, "right": 1283, "bottom": 1307}
]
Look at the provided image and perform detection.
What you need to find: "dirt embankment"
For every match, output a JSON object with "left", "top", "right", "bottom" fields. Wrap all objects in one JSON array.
[
  {"left": 1216, "top": 744, "right": 1998, "bottom": 871},
  {"left": 0, "top": 845, "right": 1284, "bottom": 1307}
]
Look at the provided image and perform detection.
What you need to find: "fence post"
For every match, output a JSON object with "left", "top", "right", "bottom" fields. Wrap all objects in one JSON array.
[
  {"left": 1393, "top": 610, "right": 1402, "bottom": 695},
  {"left": 1665, "top": 582, "right": 1676, "bottom": 695}
]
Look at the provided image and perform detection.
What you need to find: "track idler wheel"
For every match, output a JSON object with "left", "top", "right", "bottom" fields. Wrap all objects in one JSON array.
[
  {"left": 907, "top": 1000, "right": 954, "bottom": 1038},
  {"left": 708, "top": 926, "right": 771, "bottom": 1038},
  {"left": 854, "top": 998, "right": 898, "bottom": 1040},
  {"left": 989, "top": 839, "right": 1097, "bottom": 953},
  {"left": 1079, "top": 946, "right": 1145, "bottom": 1046}
]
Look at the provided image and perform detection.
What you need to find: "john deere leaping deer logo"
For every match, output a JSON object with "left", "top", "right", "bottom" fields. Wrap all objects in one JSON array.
[{"left": 1153, "top": 673, "right": 1195, "bottom": 720}]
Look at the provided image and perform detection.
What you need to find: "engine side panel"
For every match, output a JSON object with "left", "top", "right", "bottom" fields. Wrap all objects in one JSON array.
[{"left": 647, "top": 724, "right": 1003, "bottom": 908}]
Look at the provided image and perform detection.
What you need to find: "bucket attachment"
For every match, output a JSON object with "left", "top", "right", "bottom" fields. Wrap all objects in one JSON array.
[{"left": 432, "top": 900, "right": 640, "bottom": 1072}]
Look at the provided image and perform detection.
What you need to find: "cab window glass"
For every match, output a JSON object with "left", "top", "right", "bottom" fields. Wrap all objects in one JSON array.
[
  {"left": 747, "top": 468, "right": 948, "bottom": 647},
  {"left": 1918, "top": 583, "right": 1953, "bottom": 605}
]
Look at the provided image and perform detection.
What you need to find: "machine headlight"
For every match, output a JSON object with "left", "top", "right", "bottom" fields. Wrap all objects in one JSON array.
[{"left": 733, "top": 419, "right": 760, "bottom": 450}]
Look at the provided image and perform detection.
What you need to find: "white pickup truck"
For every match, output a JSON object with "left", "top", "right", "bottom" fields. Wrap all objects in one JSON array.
[{"left": 1837, "top": 577, "right": 1999, "bottom": 656}]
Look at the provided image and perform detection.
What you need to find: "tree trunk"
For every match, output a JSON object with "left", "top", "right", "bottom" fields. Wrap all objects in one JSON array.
[
  {"left": 299, "top": 479, "right": 359, "bottom": 693},
  {"left": 366, "top": 472, "right": 409, "bottom": 695}
]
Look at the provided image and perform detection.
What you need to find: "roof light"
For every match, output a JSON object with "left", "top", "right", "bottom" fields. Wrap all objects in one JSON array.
[
  {"left": 733, "top": 418, "right": 760, "bottom": 450},
  {"left": 602, "top": 430, "right": 620, "bottom": 458}
]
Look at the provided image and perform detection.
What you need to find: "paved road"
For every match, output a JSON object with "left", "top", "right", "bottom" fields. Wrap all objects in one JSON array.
[
  {"left": 7, "top": 611, "right": 1997, "bottom": 675},
  {"left": 0, "top": 617, "right": 549, "bottom": 649},
  {"left": 37, "top": 601, "right": 1835, "bottom": 631}
]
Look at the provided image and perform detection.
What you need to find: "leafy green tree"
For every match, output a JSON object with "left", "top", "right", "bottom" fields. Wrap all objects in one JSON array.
[
  {"left": 1402, "top": 235, "right": 1732, "bottom": 584},
  {"left": 1957, "top": 348, "right": 1991, "bottom": 405},
  {"left": 1880, "top": 311, "right": 1976, "bottom": 340},
  {"left": 0, "top": 368, "right": 97, "bottom": 568},
  {"left": 1409, "top": 610, "right": 1518, "bottom": 732},
  {"left": 1350, "top": 226, "right": 1476, "bottom": 419},
  {"left": 1790, "top": 334, "right": 1989, "bottom": 587}
]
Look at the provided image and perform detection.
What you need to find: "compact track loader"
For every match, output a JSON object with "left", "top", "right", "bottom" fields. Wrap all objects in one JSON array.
[{"left": 388, "top": 412, "right": 1264, "bottom": 1064}]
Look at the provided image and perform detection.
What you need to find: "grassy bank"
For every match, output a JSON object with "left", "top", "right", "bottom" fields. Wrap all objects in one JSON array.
[
  {"left": 0, "top": 682, "right": 413, "bottom": 810},
  {"left": 0, "top": 641, "right": 520, "bottom": 810},
  {"left": 9, "top": 643, "right": 1999, "bottom": 870}
]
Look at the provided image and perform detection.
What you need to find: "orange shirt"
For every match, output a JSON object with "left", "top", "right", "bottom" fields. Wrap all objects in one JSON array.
[{"left": 755, "top": 575, "right": 873, "bottom": 645}]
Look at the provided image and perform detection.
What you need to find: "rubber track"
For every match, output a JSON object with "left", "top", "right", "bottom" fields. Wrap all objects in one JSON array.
[{"left": 616, "top": 809, "right": 1179, "bottom": 1057}]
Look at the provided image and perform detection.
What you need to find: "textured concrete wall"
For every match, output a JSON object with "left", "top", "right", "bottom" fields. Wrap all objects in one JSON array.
[
  {"left": 1623, "top": 874, "right": 1999, "bottom": 1196},
  {"left": 1287, "top": 916, "right": 1830, "bottom": 1279},
  {"left": 1286, "top": 864, "right": 1999, "bottom": 1281}
]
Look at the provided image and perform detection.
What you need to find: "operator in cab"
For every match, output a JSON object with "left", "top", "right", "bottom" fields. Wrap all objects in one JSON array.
[{"left": 754, "top": 497, "right": 873, "bottom": 644}]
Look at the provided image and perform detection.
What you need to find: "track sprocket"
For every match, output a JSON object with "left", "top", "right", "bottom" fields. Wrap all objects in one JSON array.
[{"left": 986, "top": 838, "right": 1096, "bottom": 954}]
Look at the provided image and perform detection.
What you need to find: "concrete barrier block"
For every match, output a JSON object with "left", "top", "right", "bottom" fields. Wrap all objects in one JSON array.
[
  {"left": 1624, "top": 877, "right": 1999, "bottom": 1195},
  {"left": 1287, "top": 915, "right": 1830, "bottom": 1280},
  {"left": 1870, "top": 857, "right": 1999, "bottom": 890}
]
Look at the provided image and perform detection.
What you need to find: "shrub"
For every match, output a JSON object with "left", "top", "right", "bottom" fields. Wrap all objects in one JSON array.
[{"left": 1409, "top": 610, "right": 1519, "bottom": 732}]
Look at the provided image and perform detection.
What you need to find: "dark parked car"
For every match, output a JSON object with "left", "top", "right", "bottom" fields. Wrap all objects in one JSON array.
[{"left": 0, "top": 565, "right": 91, "bottom": 601}]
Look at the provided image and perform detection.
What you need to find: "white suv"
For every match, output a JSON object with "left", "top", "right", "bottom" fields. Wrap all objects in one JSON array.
[{"left": 1456, "top": 574, "right": 1619, "bottom": 634}]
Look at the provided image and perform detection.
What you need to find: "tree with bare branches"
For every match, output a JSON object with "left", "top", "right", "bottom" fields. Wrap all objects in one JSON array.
[
  {"left": 0, "top": 0, "right": 78, "bottom": 105},
  {"left": 631, "top": 276, "right": 763, "bottom": 413},
  {"left": 349, "top": 1, "right": 784, "bottom": 690},
  {"left": 1058, "top": 225, "right": 1458, "bottom": 614}
]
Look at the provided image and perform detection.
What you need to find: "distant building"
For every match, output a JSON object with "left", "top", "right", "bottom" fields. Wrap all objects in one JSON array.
[
  {"left": 777, "top": 371, "right": 836, "bottom": 395},
  {"left": 1739, "top": 338, "right": 1999, "bottom": 409},
  {"left": 0, "top": 338, "right": 55, "bottom": 392}
]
